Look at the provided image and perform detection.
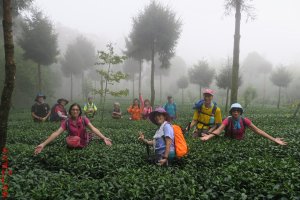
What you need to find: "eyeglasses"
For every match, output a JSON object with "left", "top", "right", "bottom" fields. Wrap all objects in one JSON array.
[{"left": 71, "top": 109, "right": 80, "bottom": 111}]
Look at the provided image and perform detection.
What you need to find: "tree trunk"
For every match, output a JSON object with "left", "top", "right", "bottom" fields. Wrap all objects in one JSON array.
[
  {"left": 132, "top": 75, "right": 135, "bottom": 99},
  {"left": 160, "top": 73, "right": 162, "bottom": 104},
  {"left": 82, "top": 72, "right": 84, "bottom": 101},
  {"left": 225, "top": 88, "right": 230, "bottom": 113},
  {"left": 138, "top": 59, "right": 142, "bottom": 94},
  {"left": 262, "top": 73, "right": 266, "bottom": 107},
  {"left": 101, "top": 63, "right": 111, "bottom": 121},
  {"left": 0, "top": 0, "right": 16, "bottom": 150},
  {"left": 293, "top": 103, "right": 300, "bottom": 118},
  {"left": 230, "top": 0, "right": 241, "bottom": 105},
  {"left": 38, "top": 63, "right": 42, "bottom": 92},
  {"left": 70, "top": 73, "right": 73, "bottom": 102},
  {"left": 277, "top": 86, "right": 281, "bottom": 109},
  {"left": 199, "top": 85, "right": 202, "bottom": 98},
  {"left": 100, "top": 74, "right": 103, "bottom": 105},
  {"left": 150, "top": 42, "right": 155, "bottom": 106},
  {"left": 181, "top": 89, "right": 184, "bottom": 105}
]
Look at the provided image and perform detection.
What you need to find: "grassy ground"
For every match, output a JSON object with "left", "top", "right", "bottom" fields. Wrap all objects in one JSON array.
[{"left": 5, "top": 106, "right": 300, "bottom": 199}]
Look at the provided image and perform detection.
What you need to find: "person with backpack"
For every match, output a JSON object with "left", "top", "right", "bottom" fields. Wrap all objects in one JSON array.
[
  {"left": 49, "top": 98, "right": 69, "bottom": 122},
  {"left": 31, "top": 93, "right": 51, "bottom": 122},
  {"left": 187, "top": 88, "right": 222, "bottom": 137},
  {"left": 34, "top": 103, "right": 112, "bottom": 155},
  {"left": 163, "top": 96, "right": 177, "bottom": 120},
  {"left": 138, "top": 107, "right": 175, "bottom": 166},
  {"left": 83, "top": 96, "right": 97, "bottom": 119},
  {"left": 201, "top": 103, "right": 287, "bottom": 145}
]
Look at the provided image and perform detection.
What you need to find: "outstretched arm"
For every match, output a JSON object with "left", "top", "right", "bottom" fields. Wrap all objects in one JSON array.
[
  {"left": 201, "top": 124, "right": 226, "bottom": 141},
  {"left": 87, "top": 123, "right": 112, "bottom": 146},
  {"left": 138, "top": 132, "right": 154, "bottom": 145},
  {"left": 34, "top": 127, "right": 65, "bottom": 155},
  {"left": 248, "top": 123, "right": 287, "bottom": 145}
]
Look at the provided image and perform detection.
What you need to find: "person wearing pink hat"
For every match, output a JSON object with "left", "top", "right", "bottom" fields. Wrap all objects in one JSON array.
[
  {"left": 187, "top": 88, "right": 222, "bottom": 138},
  {"left": 138, "top": 107, "right": 175, "bottom": 166},
  {"left": 201, "top": 103, "right": 287, "bottom": 145}
]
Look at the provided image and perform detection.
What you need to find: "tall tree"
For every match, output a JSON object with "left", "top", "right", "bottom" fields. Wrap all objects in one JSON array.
[
  {"left": 154, "top": 55, "right": 171, "bottom": 103},
  {"left": 60, "top": 36, "right": 95, "bottom": 101},
  {"left": 129, "top": 1, "right": 181, "bottom": 106},
  {"left": 0, "top": 0, "right": 33, "bottom": 18},
  {"left": 0, "top": 0, "right": 16, "bottom": 150},
  {"left": 225, "top": 0, "right": 255, "bottom": 104},
  {"left": 270, "top": 66, "right": 292, "bottom": 109},
  {"left": 177, "top": 76, "right": 189, "bottom": 105},
  {"left": 242, "top": 52, "right": 272, "bottom": 106},
  {"left": 122, "top": 58, "right": 140, "bottom": 99},
  {"left": 216, "top": 59, "right": 242, "bottom": 112},
  {"left": 243, "top": 86, "right": 257, "bottom": 108},
  {"left": 18, "top": 9, "right": 59, "bottom": 92},
  {"left": 188, "top": 60, "right": 215, "bottom": 97}
]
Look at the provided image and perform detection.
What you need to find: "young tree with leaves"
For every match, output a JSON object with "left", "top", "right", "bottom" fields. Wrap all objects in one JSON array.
[
  {"left": 129, "top": 1, "right": 181, "bottom": 106},
  {"left": 18, "top": 9, "right": 59, "bottom": 92},
  {"left": 95, "top": 43, "right": 128, "bottom": 120},
  {"left": 270, "top": 66, "right": 292, "bottom": 109},
  {"left": 224, "top": 0, "right": 255, "bottom": 104},
  {"left": 188, "top": 60, "right": 215, "bottom": 97}
]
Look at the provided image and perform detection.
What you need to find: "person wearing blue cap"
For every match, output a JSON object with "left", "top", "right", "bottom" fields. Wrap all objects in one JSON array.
[
  {"left": 31, "top": 93, "right": 50, "bottom": 122},
  {"left": 201, "top": 103, "right": 287, "bottom": 145}
]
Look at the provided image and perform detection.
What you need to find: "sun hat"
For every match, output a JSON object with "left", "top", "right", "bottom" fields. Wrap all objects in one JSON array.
[
  {"left": 229, "top": 103, "right": 243, "bottom": 115},
  {"left": 57, "top": 98, "right": 69, "bottom": 105},
  {"left": 203, "top": 88, "right": 214, "bottom": 96},
  {"left": 148, "top": 107, "right": 170, "bottom": 125},
  {"left": 35, "top": 93, "right": 46, "bottom": 101}
]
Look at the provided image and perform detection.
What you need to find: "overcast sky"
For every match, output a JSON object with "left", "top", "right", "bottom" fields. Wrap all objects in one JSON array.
[{"left": 35, "top": 0, "right": 300, "bottom": 67}]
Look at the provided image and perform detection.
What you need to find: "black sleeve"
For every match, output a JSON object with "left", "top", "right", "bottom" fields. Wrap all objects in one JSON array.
[{"left": 31, "top": 104, "right": 36, "bottom": 113}]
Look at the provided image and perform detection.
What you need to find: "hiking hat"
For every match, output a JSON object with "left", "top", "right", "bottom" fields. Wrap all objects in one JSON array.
[
  {"left": 229, "top": 103, "right": 243, "bottom": 115},
  {"left": 35, "top": 93, "right": 46, "bottom": 101},
  {"left": 203, "top": 88, "right": 214, "bottom": 96},
  {"left": 57, "top": 98, "right": 69, "bottom": 105},
  {"left": 149, "top": 107, "right": 171, "bottom": 125}
]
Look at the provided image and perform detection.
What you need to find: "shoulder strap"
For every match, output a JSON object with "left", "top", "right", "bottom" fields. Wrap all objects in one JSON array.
[
  {"left": 66, "top": 118, "right": 70, "bottom": 134},
  {"left": 211, "top": 102, "right": 217, "bottom": 115}
]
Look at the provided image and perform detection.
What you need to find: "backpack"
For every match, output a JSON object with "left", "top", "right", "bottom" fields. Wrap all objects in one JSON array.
[
  {"left": 224, "top": 116, "right": 246, "bottom": 138},
  {"left": 172, "top": 124, "right": 188, "bottom": 158},
  {"left": 193, "top": 99, "right": 217, "bottom": 126},
  {"left": 49, "top": 104, "right": 60, "bottom": 121}
]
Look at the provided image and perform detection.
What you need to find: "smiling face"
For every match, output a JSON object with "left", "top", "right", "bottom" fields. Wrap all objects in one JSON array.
[
  {"left": 37, "top": 96, "right": 44, "bottom": 103},
  {"left": 70, "top": 105, "right": 81, "bottom": 118},
  {"left": 133, "top": 99, "right": 139, "bottom": 106},
  {"left": 231, "top": 108, "right": 241, "bottom": 119},
  {"left": 203, "top": 93, "right": 213, "bottom": 105},
  {"left": 144, "top": 100, "right": 150, "bottom": 107},
  {"left": 154, "top": 113, "right": 166, "bottom": 125}
]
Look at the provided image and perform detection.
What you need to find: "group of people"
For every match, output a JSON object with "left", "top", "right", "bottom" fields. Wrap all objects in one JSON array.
[{"left": 33, "top": 89, "right": 287, "bottom": 167}]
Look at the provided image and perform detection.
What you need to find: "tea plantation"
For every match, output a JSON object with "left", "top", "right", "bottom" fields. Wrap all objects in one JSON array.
[{"left": 5, "top": 106, "right": 300, "bottom": 199}]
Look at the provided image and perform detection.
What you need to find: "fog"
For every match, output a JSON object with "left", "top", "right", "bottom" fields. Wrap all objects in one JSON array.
[{"left": 15, "top": 0, "right": 300, "bottom": 107}]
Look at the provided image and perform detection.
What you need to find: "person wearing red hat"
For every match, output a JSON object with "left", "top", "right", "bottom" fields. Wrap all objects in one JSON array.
[
  {"left": 187, "top": 88, "right": 222, "bottom": 137},
  {"left": 201, "top": 103, "right": 287, "bottom": 145},
  {"left": 138, "top": 107, "right": 175, "bottom": 166},
  {"left": 31, "top": 93, "right": 51, "bottom": 122},
  {"left": 34, "top": 103, "right": 112, "bottom": 155}
]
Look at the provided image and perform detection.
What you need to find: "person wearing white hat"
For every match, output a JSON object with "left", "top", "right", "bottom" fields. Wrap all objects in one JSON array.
[{"left": 201, "top": 103, "right": 287, "bottom": 145}]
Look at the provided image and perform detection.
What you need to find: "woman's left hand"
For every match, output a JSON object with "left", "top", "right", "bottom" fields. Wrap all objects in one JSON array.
[
  {"left": 158, "top": 158, "right": 168, "bottom": 166},
  {"left": 104, "top": 138, "right": 112, "bottom": 146},
  {"left": 274, "top": 138, "right": 287, "bottom": 145}
]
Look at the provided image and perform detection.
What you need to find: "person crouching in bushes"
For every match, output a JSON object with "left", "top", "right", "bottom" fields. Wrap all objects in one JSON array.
[
  {"left": 49, "top": 98, "right": 69, "bottom": 122},
  {"left": 83, "top": 96, "right": 97, "bottom": 120},
  {"left": 112, "top": 102, "right": 122, "bottom": 119},
  {"left": 31, "top": 93, "right": 51, "bottom": 122},
  {"left": 201, "top": 103, "right": 287, "bottom": 145},
  {"left": 34, "top": 103, "right": 112, "bottom": 155},
  {"left": 138, "top": 107, "right": 175, "bottom": 166},
  {"left": 127, "top": 98, "right": 142, "bottom": 120}
]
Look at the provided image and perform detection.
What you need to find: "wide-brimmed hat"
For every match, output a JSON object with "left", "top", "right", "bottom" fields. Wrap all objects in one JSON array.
[
  {"left": 148, "top": 107, "right": 170, "bottom": 125},
  {"left": 229, "top": 103, "right": 243, "bottom": 115},
  {"left": 203, "top": 88, "right": 214, "bottom": 96},
  {"left": 57, "top": 98, "right": 69, "bottom": 105},
  {"left": 35, "top": 93, "right": 46, "bottom": 101}
]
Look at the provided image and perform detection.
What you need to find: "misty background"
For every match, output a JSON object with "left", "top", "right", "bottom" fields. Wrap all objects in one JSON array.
[{"left": 1, "top": 0, "right": 300, "bottom": 109}]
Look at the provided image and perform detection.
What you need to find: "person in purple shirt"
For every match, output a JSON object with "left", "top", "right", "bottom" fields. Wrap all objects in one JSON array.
[
  {"left": 138, "top": 107, "right": 175, "bottom": 166},
  {"left": 201, "top": 103, "right": 287, "bottom": 145},
  {"left": 34, "top": 103, "right": 112, "bottom": 155}
]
